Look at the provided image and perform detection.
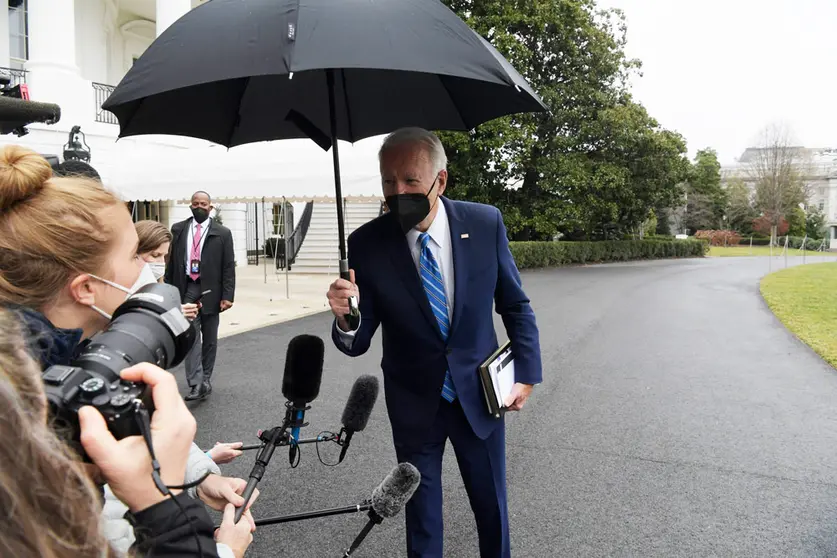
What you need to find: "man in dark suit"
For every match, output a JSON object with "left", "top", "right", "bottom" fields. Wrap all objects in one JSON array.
[
  {"left": 327, "top": 128, "right": 542, "bottom": 557},
  {"left": 166, "top": 191, "right": 236, "bottom": 401}
]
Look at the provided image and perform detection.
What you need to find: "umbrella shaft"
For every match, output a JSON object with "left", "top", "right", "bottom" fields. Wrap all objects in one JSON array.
[{"left": 327, "top": 68, "right": 348, "bottom": 262}]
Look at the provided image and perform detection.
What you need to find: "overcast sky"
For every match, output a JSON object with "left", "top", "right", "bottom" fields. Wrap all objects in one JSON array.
[{"left": 597, "top": 0, "right": 837, "bottom": 165}]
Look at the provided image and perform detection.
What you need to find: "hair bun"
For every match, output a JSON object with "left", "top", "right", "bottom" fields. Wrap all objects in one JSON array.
[{"left": 0, "top": 145, "right": 53, "bottom": 211}]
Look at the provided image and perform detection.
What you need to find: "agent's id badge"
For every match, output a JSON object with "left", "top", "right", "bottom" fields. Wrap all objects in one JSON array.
[{"left": 190, "top": 259, "right": 201, "bottom": 275}]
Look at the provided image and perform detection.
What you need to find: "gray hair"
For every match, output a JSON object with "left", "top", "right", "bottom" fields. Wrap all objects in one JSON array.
[{"left": 379, "top": 127, "right": 447, "bottom": 175}]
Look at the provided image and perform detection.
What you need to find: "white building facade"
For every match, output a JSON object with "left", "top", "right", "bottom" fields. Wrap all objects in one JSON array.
[
  {"left": 0, "top": 0, "right": 384, "bottom": 268},
  {"left": 721, "top": 147, "right": 837, "bottom": 249}
]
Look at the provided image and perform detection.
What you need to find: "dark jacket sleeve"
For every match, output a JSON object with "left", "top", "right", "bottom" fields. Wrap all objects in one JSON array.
[
  {"left": 493, "top": 208, "right": 542, "bottom": 385},
  {"left": 331, "top": 231, "right": 380, "bottom": 357},
  {"left": 221, "top": 228, "right": 236, "bottom": 303},
  {"left": 164, "top": 223, "right": 179, "bottom": 286},
  {"left": 126, "top": 492, "right": 220, "bottom": 557}
]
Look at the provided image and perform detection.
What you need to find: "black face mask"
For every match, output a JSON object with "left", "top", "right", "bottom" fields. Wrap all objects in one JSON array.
[
  {"left": 385, "top": 178, "right": 438, "bottom": 234},
  {"left": 191, "top": 207, "right": 209, "bottom": 224}
]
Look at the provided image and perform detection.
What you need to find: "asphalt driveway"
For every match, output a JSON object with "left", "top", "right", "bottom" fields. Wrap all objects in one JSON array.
[{"left": 181, "top": 256, "right": 837, "bottom": 557}]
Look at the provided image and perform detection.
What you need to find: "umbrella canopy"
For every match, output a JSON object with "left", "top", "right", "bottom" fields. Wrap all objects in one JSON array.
[{"left": 102, "top": 0, "right": 547, "bottom": 148}]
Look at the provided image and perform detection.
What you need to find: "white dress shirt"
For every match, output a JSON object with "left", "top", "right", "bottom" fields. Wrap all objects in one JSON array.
[
  {"left": 338, "top": 201, "right": 455, "bottom": 343},
  {"left": 185, "top": 217, "right": 211, "bottom": 275}
]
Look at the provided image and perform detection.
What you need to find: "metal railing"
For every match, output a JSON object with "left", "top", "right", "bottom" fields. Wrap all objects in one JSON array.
[
  {"left": 288, "top": 201, "right": 314, "bottom": 262},
  {"left": 0, "top": 67, "right": 26, "bottom": 87},
  {"left": 92, "top": 82, "right": 118, "bottom": 124},
  {"left": 275, "top": 201, "right": 314, "bottom": 270}
]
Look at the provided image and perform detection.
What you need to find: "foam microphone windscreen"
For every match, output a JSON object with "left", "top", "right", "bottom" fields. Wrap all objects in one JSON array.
[
  {"left": 281, "top": 334, "right": 324, "bottom": 404},
  {"left": 341, "top": 375, "right": 379, "bottom": 432},
  {"left": 371, "top": 462, "right": 421, "bottom": 519},
  {"left": 0, "top": 96, "right": 60, "bottom": 124}
]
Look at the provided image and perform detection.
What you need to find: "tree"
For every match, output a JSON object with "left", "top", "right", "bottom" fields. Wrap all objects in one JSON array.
[
  {"left": 641, "top": 208, "right": 657, "bottom": 239},
  {"left": 438, "top": 0, "right": 690, "bottom": 240},
  {"left": 787, "top": 206, "right": 806, "bottom": 237},
  {"left": 689, "top": 148, "right": 726, "bottom": 226},
  {"left": 725, "top": 177, "right": 756, "bottom": 234},
  {"left": 683, "top": 191, "right": 716, "bottom": 234},
  {"left": 753, "top": 214, "right": 789, "bottom": 237},
  {"left": 806, "top": 207, "right": 826, "bottom": 239},
  {"left": 747, "top": 124, "right": 808, "bottom": 245},
  {"left": 654, "top": 203, "right": 671, "bottom": 235}
]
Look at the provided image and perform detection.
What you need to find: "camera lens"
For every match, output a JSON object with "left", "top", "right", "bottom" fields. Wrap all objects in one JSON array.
[{"left": 73, "top": 283, "right": 196, "bottom": 383}]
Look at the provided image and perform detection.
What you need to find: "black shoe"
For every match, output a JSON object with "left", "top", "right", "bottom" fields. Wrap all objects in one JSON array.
[
  {"left": 203, "top": 380, "right": 212, "bottom": 396},
  {"left": 185, "top": 384, "right": 208, "bottom": 401}
]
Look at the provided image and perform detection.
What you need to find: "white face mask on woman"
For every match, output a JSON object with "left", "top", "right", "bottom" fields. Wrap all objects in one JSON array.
[
  {"left": 87, "top": 263, "right": 159, "bottom": 320},
  {"left": 148, "top": 262, "right": 166, "bottom": 280}
]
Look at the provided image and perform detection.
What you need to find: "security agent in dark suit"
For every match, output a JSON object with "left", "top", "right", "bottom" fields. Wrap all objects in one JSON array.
[
  {"left": 327, "top": 128, "right": 542, "bottom": 557},
  {"left": 165, "top": 191, "right": 236, "bottom": 401}
]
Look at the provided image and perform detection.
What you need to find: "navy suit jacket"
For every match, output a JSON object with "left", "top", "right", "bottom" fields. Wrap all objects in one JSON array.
[{"left": 332, "top": 197, "right": 541, "bottom": 445}]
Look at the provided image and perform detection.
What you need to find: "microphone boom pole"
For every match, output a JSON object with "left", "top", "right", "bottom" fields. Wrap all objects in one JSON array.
[
  {"left": 342, "top": 512, "right": 383, "bottom": 557},
  {"left": 253, "top": 502, "right": 373, "bottom": 527},
  {"left": 234, "top": 425, "right": 286, "bottom": 523}
]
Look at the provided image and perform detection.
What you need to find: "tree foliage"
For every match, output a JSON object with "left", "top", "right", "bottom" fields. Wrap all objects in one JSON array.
[
  {"left": 805, "top": 207, "right": 826, "bottom": 240},
  {"left": 438, "top": 0, "right": 691, "bottom": 240},
  {"left": 747, "top": 124, "right": 808, "bottom": 245},
  {"left": 724, "top": 177, "right": 756, "bottom": 235}
]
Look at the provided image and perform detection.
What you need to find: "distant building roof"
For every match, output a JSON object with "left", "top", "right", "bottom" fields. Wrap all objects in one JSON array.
[{"left": 736, "top": 146, "right": 837, "bottom": 164}]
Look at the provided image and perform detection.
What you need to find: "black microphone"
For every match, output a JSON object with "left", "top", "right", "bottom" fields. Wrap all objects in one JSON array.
[
  {"left": 343, "top": 462, "right": 421, "bottom": 557},
  {"left": 228, "top": 461, "right": 421, "bottom": 530},
  {"left": 0, "top": 96, "right": 60, "bottom": 134},
  {"left": 234, "top": 334, "right": 324, "bottom": 523},
  {"left": 338, "top": 375, "right": 379, "bottom": 463},
  {"left": 284, "top": 334, "right": 324, "bottom": 466}
]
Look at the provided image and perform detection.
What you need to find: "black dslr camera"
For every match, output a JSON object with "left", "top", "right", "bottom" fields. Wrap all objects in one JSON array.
[{"left": 42, "top": 282, "right": 196, "bottom": 459}]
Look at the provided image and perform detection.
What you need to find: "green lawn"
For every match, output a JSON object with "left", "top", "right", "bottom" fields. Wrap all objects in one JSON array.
[
  {"left": 760, "top": 262, "right": 837, "bottom": 369},
  {"left": 709, "top": 245, "right": 837, "bottom": 257}
]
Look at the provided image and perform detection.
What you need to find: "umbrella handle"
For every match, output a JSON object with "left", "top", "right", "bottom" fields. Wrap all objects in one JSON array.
[{"left": 341, "top": 268, "right": 361, "bottom": 330}]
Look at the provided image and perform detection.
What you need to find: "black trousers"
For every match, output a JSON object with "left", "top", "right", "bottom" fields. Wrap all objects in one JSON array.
[{"left": 184, "top": 280, "right": 220, "bottom": 387}]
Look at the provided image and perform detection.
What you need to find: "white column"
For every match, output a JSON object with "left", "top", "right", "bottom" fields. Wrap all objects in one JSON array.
[
  {"left": 0, "top": 0, "right": 10, "bottom": 68},
  {"left": 24, "top": 0, "right": 87, "bottom": 126},
  {"left": 221, "top": 203, "right": 248, "bottom": 267},
  {"left": 27, "top": 0, "right": 78, "bottom": 73},
  {"left": 156, "top": 0, "right": 192, "bottom": 37}
]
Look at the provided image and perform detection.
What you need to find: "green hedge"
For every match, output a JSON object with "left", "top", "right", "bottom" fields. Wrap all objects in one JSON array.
[{"left": 509, "top": 240, "right": 707, "bottom": 270}]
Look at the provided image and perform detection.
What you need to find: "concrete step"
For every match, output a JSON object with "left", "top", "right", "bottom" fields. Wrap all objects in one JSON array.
[
  {"left": 296, "top": 245, "right": 340, "bottom": 254},
  {"left": 289, "top": 266, "right": 334, "bottom": 274},
  {"left": 293, "top": 259, "right": 339, "bottom": 268}
]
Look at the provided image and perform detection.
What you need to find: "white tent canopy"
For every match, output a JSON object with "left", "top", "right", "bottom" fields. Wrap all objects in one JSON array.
[{"left": 94, "top": 136, "right": 387, "bottom": 203}]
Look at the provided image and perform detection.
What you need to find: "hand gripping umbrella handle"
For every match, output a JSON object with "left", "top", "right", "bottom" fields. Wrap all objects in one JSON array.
[{"left": 340, "top": 265, "right": 360, "bottom": 331}]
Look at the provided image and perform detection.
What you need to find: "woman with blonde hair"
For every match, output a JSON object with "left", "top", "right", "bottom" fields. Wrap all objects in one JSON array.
[
  {"left": 0, "top": 145, "right": 254, "bottom": 557},
  {"left": 0, "top": 307, "right": 254, "bottom": 556}
]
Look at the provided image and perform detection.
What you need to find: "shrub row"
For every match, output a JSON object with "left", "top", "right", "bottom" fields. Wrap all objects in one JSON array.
[
  {"left": 509, "top": 240, "right": 707, "bottom": 270},
  {"left": 695, "top": 230, "right": 741, "bottom": 246}
]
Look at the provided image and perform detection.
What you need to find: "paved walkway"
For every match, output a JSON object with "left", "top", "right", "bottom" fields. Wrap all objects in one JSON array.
[
  {"left": 182, "top": 256, "right": 837, "bottom": 557},
  {"left": 217, "top": 263, "right": 333, "bottom": 339}
]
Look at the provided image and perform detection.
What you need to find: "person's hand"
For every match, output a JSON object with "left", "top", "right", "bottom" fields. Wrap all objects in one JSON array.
[
  {"left": 197, "top": 475, "right": 259, "bottom": 519},
  {"left": 215, "top": 504, "right": 255, "bottom": 558},
  {"left": 78, "top": 363, "right": 196, "bottom": 512},
  {"left": 181, "top": 303, "right": 199, "bottom": 320},
  {"left": 503, "top": 383, "right": 534, "bottom": 412},
  {"left": 220, "top": 300, "right": 234, "bottom": 312},
  {"left": 327, "top": 269, "right": 358, "bottom": 331},
  {"left": 208, "top": 441, "right": 244, "bottom": 464}
]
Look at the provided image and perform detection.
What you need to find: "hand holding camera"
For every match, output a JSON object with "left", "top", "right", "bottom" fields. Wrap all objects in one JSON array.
[{"left": 78, "top": 362, "right": 196, "bottom": 512}]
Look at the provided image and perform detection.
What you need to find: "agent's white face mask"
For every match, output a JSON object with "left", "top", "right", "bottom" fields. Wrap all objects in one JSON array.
[
  {"left": 149, "top": 262, "right": 166, "bottom": 280},
  {"left": 88, "top": 263, "right": 159, "bottom": 320}
]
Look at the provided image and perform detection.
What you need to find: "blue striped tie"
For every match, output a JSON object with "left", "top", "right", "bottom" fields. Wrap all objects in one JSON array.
[{"left": 418, "top": 232, "right": 456, "bottom": 402}]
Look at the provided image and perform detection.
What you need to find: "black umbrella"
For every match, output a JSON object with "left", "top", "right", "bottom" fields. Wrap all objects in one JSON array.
[{"left": 103, "top": 0, "right": 547, "bottom": 324}]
